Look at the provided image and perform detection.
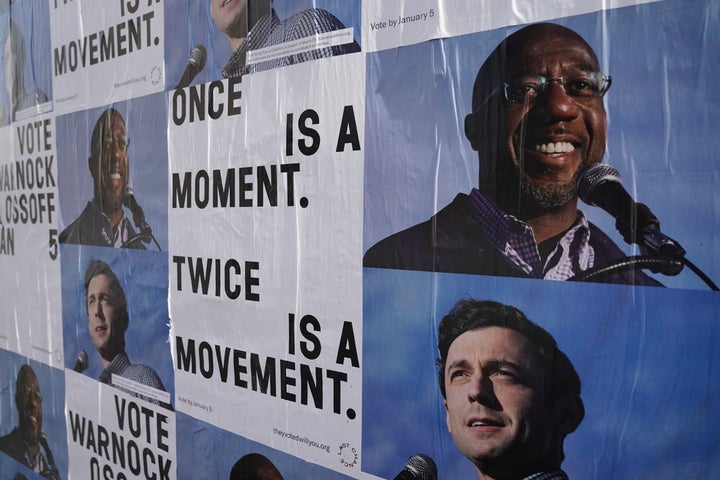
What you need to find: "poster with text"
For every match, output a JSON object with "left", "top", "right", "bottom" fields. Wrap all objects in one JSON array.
[
  {"left": 49, "top": 0, "right": 165, "bottom": 115},
  {"left": 0, "top": 110, "right": 62, "bottom": 367},
  {"left": 362, "top": 0, "right": 660, "bottom": 52},
  {"left": 65, "top": 371, "right": 176, "bottom": 479},
  {"left": 169, "top": 52, "right": 364, "bottom": 475},
  {"left": 176, "top": 412, "right": 362, "bottom": 479}
]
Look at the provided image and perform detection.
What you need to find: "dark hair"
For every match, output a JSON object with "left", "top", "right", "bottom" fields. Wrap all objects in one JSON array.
[
  {"left": 437, "top": 299, "right": 580, "bottom": 405},
  {"left": 84, "top": 259, "right": 129, "bottom": 346}
]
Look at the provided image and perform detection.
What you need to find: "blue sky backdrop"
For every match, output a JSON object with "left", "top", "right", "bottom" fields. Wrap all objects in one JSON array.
[{"left": 362, "top": 268, "right": 720, "bottom": 479}]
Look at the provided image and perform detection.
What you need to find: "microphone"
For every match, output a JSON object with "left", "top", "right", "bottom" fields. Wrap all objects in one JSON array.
[
  {"left": 122, "top": 185, "right": 152, "bottom": 238},
  {"left": 393, "top": 454, "right": 437, "bottom": 480},
  {"left": 577, "top": 163, "right": 685, "bottom": 258},
  {"left": 73, "top": 350, "right": 88, "bottom": 373},
  {"left": 176, "top": 45, "right": 207, "bottom": 89}
]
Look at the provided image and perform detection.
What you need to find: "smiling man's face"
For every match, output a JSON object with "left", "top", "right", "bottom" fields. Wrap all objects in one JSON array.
[
  {"left": 474, "top": 24, "right": 608, "bottom": 210},
  {"left": 16, "top": 366, "right": 42, "bottom": 447},
  {"left": 91, "top": 111, "right": 129, "bottom": 216}
]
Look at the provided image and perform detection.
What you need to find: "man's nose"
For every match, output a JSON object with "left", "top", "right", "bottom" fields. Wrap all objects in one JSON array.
[
  {"left": 537, "top": 81, "right": 580, "bottom": 122},
  {"left": 112, "top": 142, "right": 126, "bottom": 156},
  {"left": 468, "top": 373, "right": 499, "bottom": 407}
]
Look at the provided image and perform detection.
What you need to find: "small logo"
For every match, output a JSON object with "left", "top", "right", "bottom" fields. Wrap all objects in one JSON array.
[
  {"left": 150, "top": 65, "right": 162, "bottom": 85},
  {"left": 338, "top": 442, "right": 358, "bottom": 468}
]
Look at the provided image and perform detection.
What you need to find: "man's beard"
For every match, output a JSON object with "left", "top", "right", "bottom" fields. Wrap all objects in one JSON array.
[{"left": 520, "top": 179, "right": 577, "bottom": 209}]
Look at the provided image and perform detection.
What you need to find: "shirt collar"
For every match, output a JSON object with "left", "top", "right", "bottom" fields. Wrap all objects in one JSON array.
[
  {"left": 468, "top": 188, "right": 594, "bottom": 279},
  {"left": 98, "top": 352, "right": 130, "bottom": 384}
]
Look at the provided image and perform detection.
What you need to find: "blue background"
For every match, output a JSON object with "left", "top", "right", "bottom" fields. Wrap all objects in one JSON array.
[
  {"left": 363, "top": 0, "right": 720, "bottom": 290},
  {"left": 362, "top": 268, "right": 720, "bottom": 479}
]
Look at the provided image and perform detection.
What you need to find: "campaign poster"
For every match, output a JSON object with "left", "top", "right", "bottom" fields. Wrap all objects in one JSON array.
[
  {"left": 164, "top": 0, "right": 361, "bottom": 89},
  {"left": 61, "top": 241, "right": 175, "bottom": 480},
  {"left": 64, "top": 372, "right": 176, "bottom": 479},
  {"left": 0, "top": 109, "right": 62, "bottom": 368},
  {"left": 362, "top": 0, "right": 660, "bottom": 52},
  {"left": 176, "top": 412, "right": 360, "bottom": 479},
  {"left": 362, "top": 0, "right": 719, "bottom": 289},
  {"left": 2, "top": 0, "right": 53, "bottom": 125},
  {"left": 61, "top": 245, "right": 173, "bottom": 406},
  {"left": 362, "top": 269, "right": 720, "bottom": 478},
  {"left": 49, "top": 0, "right": 165, "bottom": 116},
  {"left": 55, "top": 92, "right": 168, "bottom": 252},
  {"left": 0, "top": 350, "right": 68, "bottom": 479},
  {"left": 168, "top": 51, "right": 364, "bottom": 475}
]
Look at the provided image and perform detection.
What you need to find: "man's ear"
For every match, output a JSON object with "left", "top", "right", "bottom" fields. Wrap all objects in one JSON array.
[{"left": 554, "top": 394, "right": 585, "bottom": 435}]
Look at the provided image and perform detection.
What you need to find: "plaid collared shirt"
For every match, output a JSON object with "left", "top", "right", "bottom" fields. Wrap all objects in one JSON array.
[
  {"left": 99, "top": 209, "right": 135, "bottom": 248},
  {"left": 223, "top": 9, "right": 358, "bottom": 78},
  {"left": 468, "top": 189, "right": 594, "bottom": 280}
]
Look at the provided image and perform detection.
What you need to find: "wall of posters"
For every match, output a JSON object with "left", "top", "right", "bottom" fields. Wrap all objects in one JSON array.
[{"left": 0, "top": 0, "right": 717, "bottom": 479}]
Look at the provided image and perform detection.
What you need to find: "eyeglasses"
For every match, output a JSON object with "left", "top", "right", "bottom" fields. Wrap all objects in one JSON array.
[
  {"left": 21, "top": 387, "right": 42, "bottom": 402},
  {"left": 102, "top": 135, "right": 130, "bottom": 152},
  {"left": 503, "top": 72, "right": 612, "bottom": 104}
]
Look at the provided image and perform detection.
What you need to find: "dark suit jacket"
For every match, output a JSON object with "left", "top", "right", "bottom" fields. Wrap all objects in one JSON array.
[
  {"left": 0, "top": 428, "right": 60, "bottom": 479},
  {"left": 364, "top": 193, "right": 662, "bottom": 286}
]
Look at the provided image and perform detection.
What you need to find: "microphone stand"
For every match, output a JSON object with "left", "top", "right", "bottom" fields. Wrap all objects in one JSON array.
[
  {"left": 569, "top": 255, "right": 718, "bottom": 290},
  {"left": 121, "top": 229, "right": 162, "bottom": 250},
  {"left": 568, "top": 203, "right": 717, "bottom": 289},
  {"left": 570, "top": 174, "right": 718, "bottom": 289},
  {"left": 121, "top": 187, "right": 162, "bottom": 250}
]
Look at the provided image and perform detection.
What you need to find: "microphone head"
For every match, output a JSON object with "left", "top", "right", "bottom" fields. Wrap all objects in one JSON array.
[
  {"left": 577, "top": 163, "right": 622, "bottom": 206},
  {"left": 403, "top": 454, "right": 437, "bottom": 480},
  {"left": 188, "top": 45, "right": 207, "bottom": 70},
  {"left": 121, "top": 185, "right": 134, "bottom": 207},
  {"left": 75, "top": 349, "right": 88, "bottom": 373}
]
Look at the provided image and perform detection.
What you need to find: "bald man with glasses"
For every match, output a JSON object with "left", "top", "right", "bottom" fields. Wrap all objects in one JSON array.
[
  {"left": 364, "top": 23, "right": 660, "bottom": 286},
  {"left": 60, "top": 108, "right": 147, "bottom": 249},
  {"left": 0, "top": 365, "right": 60, "bottom": 479}
]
